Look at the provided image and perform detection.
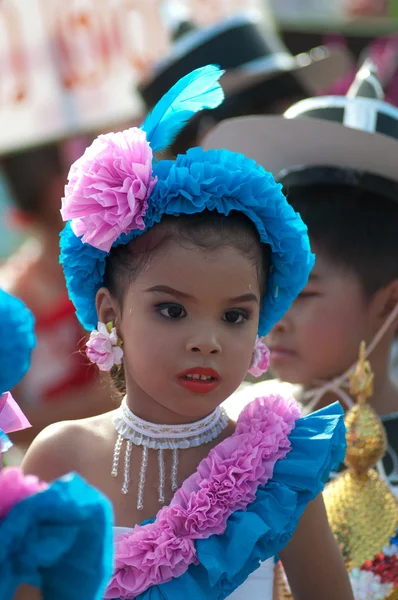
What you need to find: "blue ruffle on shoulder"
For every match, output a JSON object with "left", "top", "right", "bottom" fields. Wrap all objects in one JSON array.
[
  {"left": 60, "top": 147, "right": 315, "bottom": 335},
  {"left": 0, "top": 473, "right": 114, "bottom": 600},
  {"left": 0, "top": 289, "right": 36, "bottom": 393},
  {"left": 131, "top": 402, "right": 345, "bottom": 600}
]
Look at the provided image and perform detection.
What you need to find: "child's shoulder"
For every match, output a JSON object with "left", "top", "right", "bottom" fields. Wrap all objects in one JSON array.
[{"left": 22, "top": 411, "right": 115, "bottom": 483}]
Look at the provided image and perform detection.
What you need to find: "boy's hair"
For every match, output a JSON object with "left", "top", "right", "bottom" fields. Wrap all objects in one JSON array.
[
  {"left": 284, "top": 183, "right": 398, "bottom": 297},
  {"left": 1, "top": 144, "right": 63, "bottom": 217},
  {"left": 168, "top": 72, "right": 305, "bottom": 157},
  {"left": 104, "top": 210, "right": 270, "bottom": 394}
]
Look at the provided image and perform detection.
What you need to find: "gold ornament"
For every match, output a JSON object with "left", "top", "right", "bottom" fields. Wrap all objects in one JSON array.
[{"left": 276, "top": 342, "right": 398, "bottom": 599}]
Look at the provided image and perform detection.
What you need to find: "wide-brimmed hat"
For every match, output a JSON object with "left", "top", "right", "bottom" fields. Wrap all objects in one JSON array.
[
  {"left": 203, "top": 61, "right": 398, "bottom": 202},
  {"left": 139, "top": 13, "right": 352, "bottom": 115}
]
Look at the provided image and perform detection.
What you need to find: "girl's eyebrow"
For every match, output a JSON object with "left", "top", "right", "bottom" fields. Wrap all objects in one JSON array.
[
  {"left": 145, "top": 286, "right": 259, "bottom": 304},
  {"left": 145, "top": 285, "right": 194, "bottom": 300},
  {"left": 229, "top": 293, "right": 258, "bottom": 303}
]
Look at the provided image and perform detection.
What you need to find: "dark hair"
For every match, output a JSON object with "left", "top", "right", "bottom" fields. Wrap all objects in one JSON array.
[
  {"left": 104, "top": 210, "right": 270, "bottom": 394},
  {"left": 2, "top": 144, "right": 64, "bottom": 216},
  {"left": 284, "top": 183, "right": 398, "bottom": 297}
]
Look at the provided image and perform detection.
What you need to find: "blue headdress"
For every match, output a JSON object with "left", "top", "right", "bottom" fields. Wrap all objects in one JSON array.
[
  {"left": 0, "top": 289, "right": 36, "bottom": 395},
  {"left": 0, "top": 289, "right": 35, "bottom": 447},
  {"left": 60, "top": 65, "right": 314, "bottom": 336}
]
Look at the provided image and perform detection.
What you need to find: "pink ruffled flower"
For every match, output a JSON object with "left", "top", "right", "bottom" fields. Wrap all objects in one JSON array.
[
  {"left": 86, "top": 322, "right": 123, "bottom": 371},
  {"left": 236, "top": 395, "right": 300, "bottom": 438},
  {"left": 61, "top": 128, "right": 157, "bottom": 252},
  {"left": 106, "top": 522, "right": 197, "bottom": 599},
  {"left": 0, "top": 467, "right": 48, "bottom": 519},
  {"left": 248, "top": 337, "right": 270, "bottom": 377}
]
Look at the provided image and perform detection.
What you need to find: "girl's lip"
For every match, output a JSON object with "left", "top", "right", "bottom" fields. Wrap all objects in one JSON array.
[
  {"left": 176, "top": 367, "right": 221, "bottom": 380},
  {"left": 176, "top": 367, "right": 221, "bottom": 395},
  {"left": 177, "top": 378, "right": 220, "bottom": 394}
]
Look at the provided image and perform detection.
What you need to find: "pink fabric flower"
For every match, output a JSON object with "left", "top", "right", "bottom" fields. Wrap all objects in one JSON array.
[
  {"left": 0, "top": 392, "right": 31, "bottom": 434},
  {"left": 61, "top": 128, "right": 157, "bottom": 252},
  {"left": 86, "top": 322, "right": 123, "bottom": 371},
  {"left": 107, "top": 394, "right": 300, "bottom": 598},
  {"left": 106, "top": 522, "right": 197, "bottom": 599},
  {"left": 0, "top": 467, "right": 48, "bottom": 519},
  {"left": 248, "top": 337, "right": 270, "bottom": 377}
]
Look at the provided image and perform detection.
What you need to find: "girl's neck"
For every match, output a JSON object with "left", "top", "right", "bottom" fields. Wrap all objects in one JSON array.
[{"left": 124, "top": 381, "right": 218, "bottom": 426}]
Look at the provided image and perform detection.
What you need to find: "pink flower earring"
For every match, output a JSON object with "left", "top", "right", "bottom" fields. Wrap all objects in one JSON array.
[
  {"left": 86, "top": 321, "right": 124, "bottom": 371},
  {"left": 248, "top": 337, "right": 270, "bottom": 377}
]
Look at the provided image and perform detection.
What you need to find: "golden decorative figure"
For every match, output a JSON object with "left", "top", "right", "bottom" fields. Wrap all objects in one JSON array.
[
  {"left": 344, "top": 341, "right": 386, "bottom": 476},
  {"left": 276, "top": 341, "right": 398, "bottom": 599}
]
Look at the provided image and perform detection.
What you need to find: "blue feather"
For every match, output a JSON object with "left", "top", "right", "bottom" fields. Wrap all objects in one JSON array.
[{"left": 142, "top": 65, "right": 225, "bottom": 154}]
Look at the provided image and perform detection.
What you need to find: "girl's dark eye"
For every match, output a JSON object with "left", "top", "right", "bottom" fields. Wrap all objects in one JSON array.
[
  {"left": 157, "top": 304, "right": 187, "bottom": 319},
  {"left": 223, "top": 309, "right": 248, "bottom": 324}
]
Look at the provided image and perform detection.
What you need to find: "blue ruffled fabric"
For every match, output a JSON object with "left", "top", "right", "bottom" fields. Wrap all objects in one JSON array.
[
  {"left": 60, "top": 147, "right": 315, "bottom": 335},
  {"left": 0, "top": 473, "right": 114, "bottom": 600},
  {"left": 0, "top": 289, "right": 36, "bottom": 393},
  {"left": 60, "top": 223, "right": 109, "bottom": 330},
  {"left": 124, "top": 402, "right": 345, "bottom": 600}
]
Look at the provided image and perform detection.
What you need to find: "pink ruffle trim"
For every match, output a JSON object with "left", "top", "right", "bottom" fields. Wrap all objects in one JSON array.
[
  {"left": 106, "top": 395, "right": 300, "bottom": 599},
  {"left": 0, "top": 467, "right": 48, "bottom": 520}
]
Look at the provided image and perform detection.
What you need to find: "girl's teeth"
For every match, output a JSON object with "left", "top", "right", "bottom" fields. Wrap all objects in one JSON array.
[{"left": 184, "top": 374, "right": 213, "bottom": 381}]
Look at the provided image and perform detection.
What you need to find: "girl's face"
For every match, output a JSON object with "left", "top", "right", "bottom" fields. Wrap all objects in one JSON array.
[
  {"left": 266, "top": 244, "right": 375, "bottom": 386},
  {"left": 104, "top": 240, "right": 261, "bottom": 422}
]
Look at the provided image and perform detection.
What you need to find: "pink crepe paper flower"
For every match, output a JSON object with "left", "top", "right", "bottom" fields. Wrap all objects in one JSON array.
[
  {"left": 86, "top": 322, "right": 123, "bottom": 371},
  {"left": 248, "top": 336, "right": 270, "bottom": 377},
  {"left": 61, "top": 128, "right": 157, "bottom": 252},
  {"left": 0, "top": 467, "right": 48, "bottom": 519},
  {"left": 106, "top": 522, "right": 197, "bottom": 599}
]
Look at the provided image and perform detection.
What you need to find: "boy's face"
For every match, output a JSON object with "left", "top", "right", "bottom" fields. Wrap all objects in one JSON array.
[{"left": 266, "top": 242, "right": 375, "bottom": 386}]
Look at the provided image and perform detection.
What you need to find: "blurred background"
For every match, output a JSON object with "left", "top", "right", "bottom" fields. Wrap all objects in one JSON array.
[{"left": 0, "top": 0, "right": 397, "bottom": 453}]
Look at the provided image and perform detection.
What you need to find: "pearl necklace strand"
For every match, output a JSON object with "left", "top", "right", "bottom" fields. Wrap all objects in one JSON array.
[{"left": 112, "top": 397, "right": 229, "bottom": 510}]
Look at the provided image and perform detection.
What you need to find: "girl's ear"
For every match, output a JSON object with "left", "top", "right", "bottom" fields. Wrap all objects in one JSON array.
[{"left": 95, "top": 287, "right": 120, "bottom": 326}]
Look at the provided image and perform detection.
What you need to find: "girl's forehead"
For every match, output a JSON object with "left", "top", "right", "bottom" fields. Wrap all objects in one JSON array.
[
  {"left": 143, "top": 240, "right": 258, "bottom": 273},
  {"left": 130, "top": 242, "right": 261, "bottom": 294}
]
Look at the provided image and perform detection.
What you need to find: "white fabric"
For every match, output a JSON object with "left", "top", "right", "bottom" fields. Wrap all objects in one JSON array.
[{"left": 113, "top": 527, "right": 274, "bottom": 599}]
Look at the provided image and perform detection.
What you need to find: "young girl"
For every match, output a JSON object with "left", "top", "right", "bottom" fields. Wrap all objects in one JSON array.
[
  {"left": 22, "top": 66, "right": 354, "bottom": 600},
  {"left": 0, "top": 288, "right": 113, "bottom": 600}
]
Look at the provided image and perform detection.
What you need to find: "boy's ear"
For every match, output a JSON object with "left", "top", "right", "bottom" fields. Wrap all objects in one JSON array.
[{"left": 373, "top": 279, "right": 398, "bottom": 322}]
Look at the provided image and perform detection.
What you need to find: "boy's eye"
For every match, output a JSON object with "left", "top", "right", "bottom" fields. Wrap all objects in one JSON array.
[
  {"left": 223, "top": 309, "right": 248, "bottom": 324},
  {"left": 157, "top": 304, "right": 187, "bottom": 319},
  {"left": 298, "top": 291, "right": 319, "bottom": 299}
]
